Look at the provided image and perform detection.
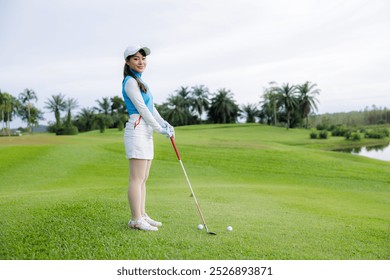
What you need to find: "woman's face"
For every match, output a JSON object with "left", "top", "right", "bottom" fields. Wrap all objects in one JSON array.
[{"left": 126, "top": 51, "right": 147, "bottom": 73}]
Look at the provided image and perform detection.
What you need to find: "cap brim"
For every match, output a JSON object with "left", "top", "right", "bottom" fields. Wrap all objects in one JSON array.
[{"left": 140, "top": 47, "right": 151, "bottom": 56}]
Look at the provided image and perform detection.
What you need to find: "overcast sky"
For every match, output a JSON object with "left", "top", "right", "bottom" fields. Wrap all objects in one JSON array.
[{"left": 1, "top": 0, "right": 389, "bottom": 126}]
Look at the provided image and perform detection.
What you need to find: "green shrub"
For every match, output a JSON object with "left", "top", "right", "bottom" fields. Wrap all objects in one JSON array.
[
  {"left": 351, "top": 132, "right": 361, "bottom": 141},
  {"left": 310, "top": 131, "right": 318, "bottom": 139},
  {"left": 47, "top": 123, "right": 60, "bottom": 133},
  {"left": 365, "top": 128, "right": 389, "bottom": 139},
  {"left": 331, "top": 125, "right": 349, "bottom": 136},
  {"left": 344, "top": 130, "right": 362, "bottom": 141},
  {"left": 56, "top": 126, "right": 79, "bottom": 135},
  {"left": 319, "top": 130, "right": 328, "bottom": 139},
  {"left": 117, "top": 120, "right": 124, "bottom": 131},
  {"left": 316, "top": 124, "right": 328, "bottom": 131}
]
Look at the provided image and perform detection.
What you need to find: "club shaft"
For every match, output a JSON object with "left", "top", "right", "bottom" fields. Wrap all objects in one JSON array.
[
  {"left": 178, "top": 159, "right": 207, "bottom": 227},
  {"left": 170, "top": 137, "right": 210, "bottom": 231}
]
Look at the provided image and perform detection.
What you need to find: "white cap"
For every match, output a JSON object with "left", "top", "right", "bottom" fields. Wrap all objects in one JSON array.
[{"left": 124, "top": 45, "right": 151, "bottom": 59}]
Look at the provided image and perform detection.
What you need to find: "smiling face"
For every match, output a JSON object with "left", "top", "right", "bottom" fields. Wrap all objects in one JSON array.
[{"left": 126, "top": 51, "right": 147, "bottom": 73}]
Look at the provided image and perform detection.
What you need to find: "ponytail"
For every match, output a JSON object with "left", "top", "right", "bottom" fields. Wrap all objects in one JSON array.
[{"left": 123, "top": 63, "right": 148, "bottom": 93}]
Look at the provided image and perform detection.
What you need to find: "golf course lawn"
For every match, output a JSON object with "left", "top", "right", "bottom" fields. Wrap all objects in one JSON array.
[{"left": 0, "top": 124, "right": 389, "bottom": 260}]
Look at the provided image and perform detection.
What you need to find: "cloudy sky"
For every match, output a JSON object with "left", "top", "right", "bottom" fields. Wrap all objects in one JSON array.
[{"left": 1, "top": 0, "right": 389, "bottom": 126}]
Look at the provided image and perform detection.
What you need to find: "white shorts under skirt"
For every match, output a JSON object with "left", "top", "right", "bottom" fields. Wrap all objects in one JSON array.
[{"left": 124, "top": 114, "right": 154, "bottom": 160}]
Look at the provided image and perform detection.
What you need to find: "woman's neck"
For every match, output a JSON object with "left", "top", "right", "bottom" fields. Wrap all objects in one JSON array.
[{"left": 130, "top": 69, "right": 142, "bottom": 78}]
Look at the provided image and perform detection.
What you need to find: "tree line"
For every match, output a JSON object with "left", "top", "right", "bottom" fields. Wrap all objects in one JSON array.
[
  {"left": 0, "top": 89, "right": 43, "bottom": 135},
  {"left": 312, "top": 105, "right": 390, "bottom": 127},
  {"left": 2, "top": 81, "right": 387, "bottom": 136},
  {"left": 1, "top": 82, "right": 321, "bottom": 135}
]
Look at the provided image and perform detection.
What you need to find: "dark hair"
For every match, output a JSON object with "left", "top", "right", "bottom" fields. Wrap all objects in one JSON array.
[{"left": 123, "top": 50, "right": 147, "bottom": 93}]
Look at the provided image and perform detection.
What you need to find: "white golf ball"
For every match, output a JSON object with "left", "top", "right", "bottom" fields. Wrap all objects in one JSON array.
[
  {"left": 197, "top": 224, "right": 204, "bottom": 230},
  {"left": 227, "top": 226, "right": 233, "bottom": 231}
]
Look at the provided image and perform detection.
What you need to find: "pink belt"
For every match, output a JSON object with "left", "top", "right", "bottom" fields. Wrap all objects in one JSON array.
[{"left": 134, "top": 115, "right": 142, "bottom": 129}]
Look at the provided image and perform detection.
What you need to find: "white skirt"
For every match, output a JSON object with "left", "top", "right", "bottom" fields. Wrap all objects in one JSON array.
[{"left": 124, "top": 114, "right": 154, "bottom": 160}]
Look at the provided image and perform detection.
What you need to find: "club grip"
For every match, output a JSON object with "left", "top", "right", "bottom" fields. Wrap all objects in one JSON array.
[{"left": 170, "top": 137, "right": 181, "bottom": 160}]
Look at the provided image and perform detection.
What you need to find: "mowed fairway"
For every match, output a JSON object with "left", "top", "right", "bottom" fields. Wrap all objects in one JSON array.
[{"left": 0, "top": 124, "right": 389, "bottom": 260}]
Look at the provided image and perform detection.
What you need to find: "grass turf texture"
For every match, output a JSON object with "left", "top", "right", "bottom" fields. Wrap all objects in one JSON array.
[{"left": 0, "top": 124, "right": 389, "bottom": 260}]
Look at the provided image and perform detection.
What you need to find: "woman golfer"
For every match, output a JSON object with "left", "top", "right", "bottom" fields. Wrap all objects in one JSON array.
[{"left": 122, "top": 45, "right": 174, "bottom": 231}]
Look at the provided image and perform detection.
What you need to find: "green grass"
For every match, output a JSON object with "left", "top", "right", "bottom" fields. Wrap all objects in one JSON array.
[{"left": 0, "top": 124, "right": 389, "bottom": 260}]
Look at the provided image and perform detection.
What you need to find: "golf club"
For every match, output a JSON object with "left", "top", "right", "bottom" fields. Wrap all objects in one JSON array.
[{"left": 170, "top": 136, "right": 216, "bottom": 235}]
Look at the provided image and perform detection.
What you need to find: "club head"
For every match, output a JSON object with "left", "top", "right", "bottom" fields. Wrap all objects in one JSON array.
[{"left": 204, "top": 225, "right": 216, "bottom": 235}]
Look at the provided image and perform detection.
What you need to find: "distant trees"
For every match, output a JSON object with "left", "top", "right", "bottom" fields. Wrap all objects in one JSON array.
[
  {"left": 208, "top": 88, "right": 240, "bottom": 124},
  {"left": 313, "top": 106, "right": 390, "bottom": 128},
  {"left": 241, "top": 103, "right": 260, "bottom": 123},
  {"left": 0, "top": 81, "right": 322, "bottom": 134},
  {"left": 260, "top": 81, "right": 321, "bottom": 129},
  {"left": 74, "top": 108, "right": 95, "bottom": 132},
  {"left": 0, "top": 90, "right": 20, "bottom": 135},
  {"left": 4, "top": 78, "right": 389, "bottom": 135},
  {"left": 364, "top": 105, "right": 390, "bottom": 125},
  {"left": 270, "top": 83, "right": 299, "bottom": 129},
  {"left": 44, "top": 94, "right": 79, "bottom": 135},
  {"left": 191, "top": 85, "right": 210, "bottom": 120},
  {"left": 44, "top": 95, "right": 126, "bottom": 134},
  {"left": 296, "top": 81, "right": 320, "bottom": 128},
  {"left": 156, "top": 86, "right": 240, "bottom": 126},
  {"left": 164, "top": 86, "right": 194, "bottom": 126},
  {"left": 18, "top": 88, "right": 43, "bottom": 133},
  {"left": 94, "top": 97, "right": 114, "bottom": 133},
  {"left": 18, "top": 105, "right": 44, "bottom": 133},
  {"left": 63, "top": 98, "right": 79, "bottom": 132},
  {"left": 110, "top": 96, "right": 127, "bottom": 130},
  {"left": 45, "top": 93, "right": 66, "bottom": 131},
  {"left": 259, "top": 86, "right": 280, "bottom": 126},
  {"left": 146, "top": 81, "right": 323, "bottom": 128},
  {"left": 1, "top": 88, "right": 44, "bottom": 135}
]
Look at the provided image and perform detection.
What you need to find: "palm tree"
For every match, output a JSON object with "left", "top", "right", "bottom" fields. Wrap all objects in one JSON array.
[
  {"left": 190, "top": 85, "right": 209, "bottom": 121},
  {"left": 18, "top": 105, "right": 44, "bottom": 133},
  {"left": 18, "top": 88, "right": 38, "bottom": 133},
  {"left": 241, "top": 103, "right": 259, "bottom": 123},
  {"left": 111, "top": 96, "right": 127, "bottom": 130},
  {"left": 94, "top": 97, "right": 111, "bottom": 115},
  {"left": 175, "top": 86, "right": 193, "bottom": 113},
  {"left": 94, "top": 114, "right": 113, "bottom": 133},
  {"left": 208, "top": 88, "right": 240, "bottom": 124},
  {"left": 75, "top": 107, "right": 95, "bottom": 132},
  {"left": 296, "top": 81, "right": 320, "bottom": 128},
  {"left": 110, "top": 96, "right": 127, "bottom": 115},
  {"left": 260, "top": 92, "right": 280, "bottom": 125},
  {"left": 259, "top": 83, "right": 284, "bottom": 126},
  {"left": 271, "top": 83, "right": 299, "bottom": 129},
  {"left": 45, "top": 93, "right": 66, "bottom": 129},
  {"left": 0, "top": 91, "right": 9, "bottom": 132},
  {"left": 163, "top": 86, "right": 195, "bottom": 126},
  {"left": 166, "top": 94, "right": 191, "bottom": 126},
  {"left": 0, "top": 91, "right": 19, "bottom": 135},
  {"left": 94, "top": 97, "right": 113, "bottom": 132},
  {"left": 64, "top": 98, "right": 78, "bottom": 126},
  {"left": 176, "top": 86, "right": 191, "bottom": 100}
]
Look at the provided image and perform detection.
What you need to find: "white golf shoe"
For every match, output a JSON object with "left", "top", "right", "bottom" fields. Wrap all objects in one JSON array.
[
  {"left": 128, "top": 218, "right": 158, "bottom": 231},
  {"left": 143, "top": 213, "right": 162, "bottom": 227}
]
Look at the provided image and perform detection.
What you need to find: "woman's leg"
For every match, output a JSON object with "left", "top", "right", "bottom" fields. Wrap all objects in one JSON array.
[
  {"left": 140, "top": 160, "right": 152, "bottom": 215},
  {"left": 139, "top": 160, "right": 162, "bottom": 227},
  {"left": 128, "top": 159, "right": 149, "bottom": 221}
]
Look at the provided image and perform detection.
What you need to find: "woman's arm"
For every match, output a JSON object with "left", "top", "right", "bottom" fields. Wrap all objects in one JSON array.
[
  {"left": 152, "top": 106, "right": 166, "bottom": 127},
  {"left": 124, "top": 78, "right": 162, "bottom": 132}
]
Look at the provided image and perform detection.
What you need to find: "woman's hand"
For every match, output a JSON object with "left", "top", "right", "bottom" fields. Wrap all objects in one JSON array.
[
  {"left": 163, "top": 121, "right": 175, "bottom": 138},
  {"left": 159, "top": 126, "right": 174, "bottom": 138}
]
